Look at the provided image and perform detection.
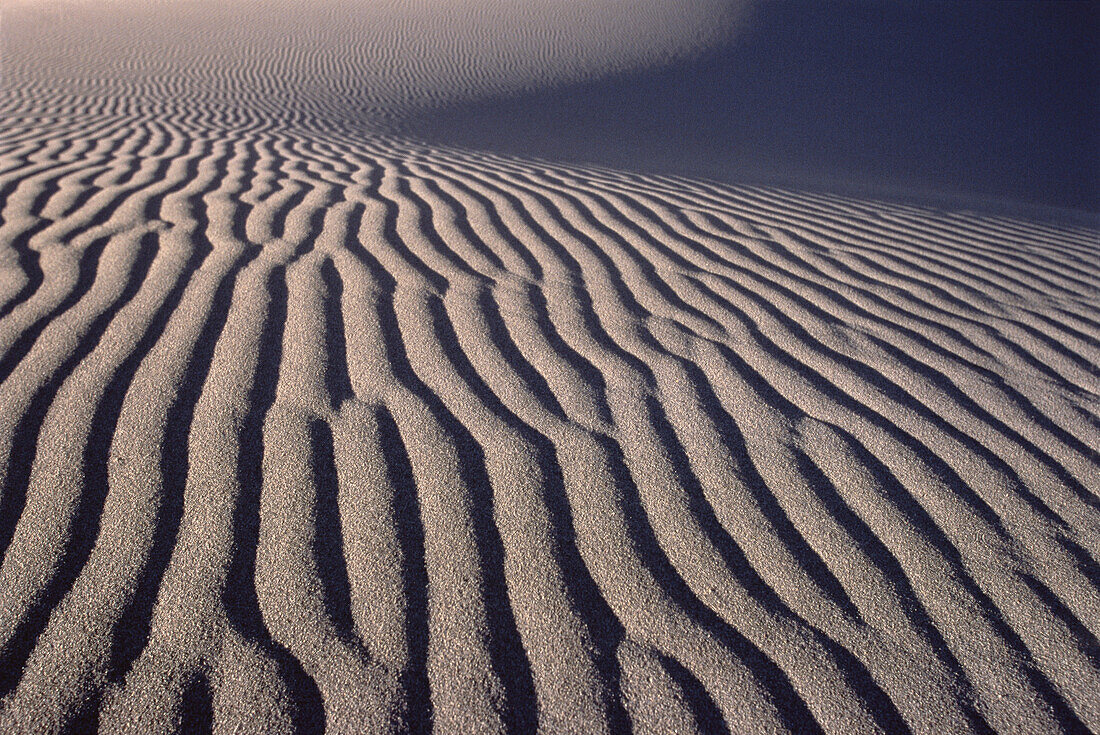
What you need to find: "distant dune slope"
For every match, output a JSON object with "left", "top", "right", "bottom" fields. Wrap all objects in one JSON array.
[
  {"left": 0, "top": 0, "right": 751, "bottom": 120},
  {"left": 1, "top": 1, "right": 1098, "bottom": 734}
]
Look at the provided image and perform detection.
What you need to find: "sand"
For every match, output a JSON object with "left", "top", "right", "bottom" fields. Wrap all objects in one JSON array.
[{"left": 0, "top": 1, "right": 1097, "bottom": 733}]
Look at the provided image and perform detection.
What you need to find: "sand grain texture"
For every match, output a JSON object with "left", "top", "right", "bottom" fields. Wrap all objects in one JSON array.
[{"left": 1, "top": 1, "right": 1098, "bottom": 733}]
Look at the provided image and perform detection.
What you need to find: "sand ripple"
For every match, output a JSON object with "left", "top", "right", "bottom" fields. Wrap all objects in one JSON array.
[{"left": 1, "top": 4, "right": 1098, "bottom": 733}]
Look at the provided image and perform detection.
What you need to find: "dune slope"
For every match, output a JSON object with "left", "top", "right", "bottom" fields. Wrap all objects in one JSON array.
[{"left": 1, "top": 1, "right": 1098, "bottom": 733}]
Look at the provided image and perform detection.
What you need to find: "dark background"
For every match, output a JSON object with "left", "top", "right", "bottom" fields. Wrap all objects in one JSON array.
[{"left": 404, "top": 0, "right": 1098, "bottom": 215}]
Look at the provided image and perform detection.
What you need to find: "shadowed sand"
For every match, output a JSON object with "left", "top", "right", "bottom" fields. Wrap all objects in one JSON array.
[{"left": 1, "top": 1, "right": 1098, "bottom": 733}]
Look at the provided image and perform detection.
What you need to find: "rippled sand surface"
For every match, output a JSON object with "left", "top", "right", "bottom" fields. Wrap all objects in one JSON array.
[{"left": 1, "top": 2, "right": 1097, "bottom": 733}]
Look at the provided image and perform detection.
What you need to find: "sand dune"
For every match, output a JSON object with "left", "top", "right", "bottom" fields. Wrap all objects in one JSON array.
[{"left": 1, "top": 1, "right": 1098, "bottom": 733}]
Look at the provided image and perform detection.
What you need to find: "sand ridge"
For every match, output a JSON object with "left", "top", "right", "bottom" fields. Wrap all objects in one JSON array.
[{"left": 1, "top": 1, "right": 1098, "bottom": 733}]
